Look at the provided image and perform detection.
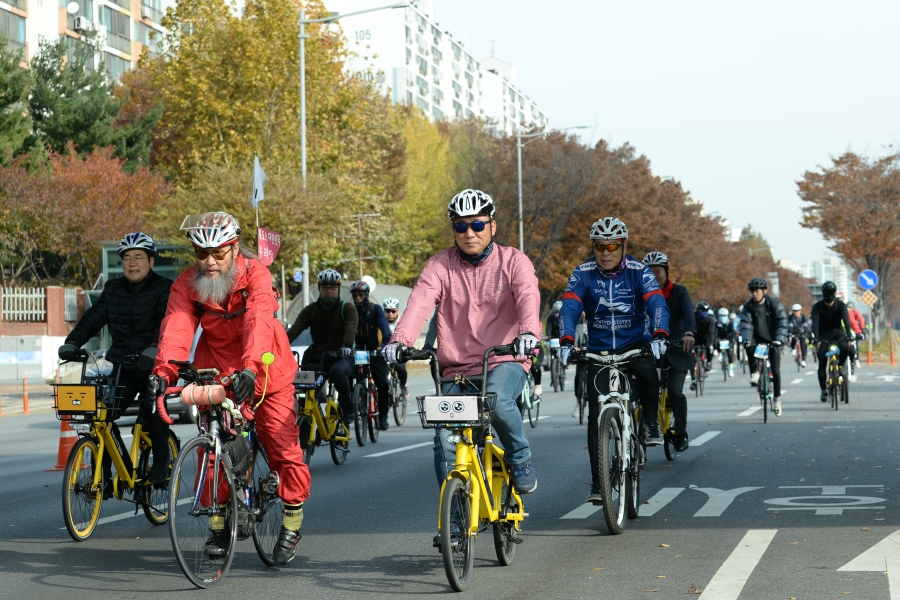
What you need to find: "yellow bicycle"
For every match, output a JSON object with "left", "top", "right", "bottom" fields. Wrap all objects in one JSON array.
[
  {"left": 655, "top": 365, "right": 678, "bottom": 460},
  {"left": 405, "top": 344, "right": 526, "bottom": 592},
  {"left": 295, "top": 351, "right": 351, "bottom": 465},
  {"left": 54, "top": 351, "right": 179, "bottom": 541}
]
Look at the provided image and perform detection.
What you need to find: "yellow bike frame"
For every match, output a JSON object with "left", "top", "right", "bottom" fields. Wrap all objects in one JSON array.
[
  {"left": 298, "top": 385, "right": 350, "bottom": 445},
  {"left": 438, "top": 428, "right": 525, "bottom": 536}
]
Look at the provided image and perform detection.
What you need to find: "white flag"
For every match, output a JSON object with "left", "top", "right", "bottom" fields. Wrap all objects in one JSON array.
[{"left": 250, "top": 156, "right": 267, "bottom": 208}]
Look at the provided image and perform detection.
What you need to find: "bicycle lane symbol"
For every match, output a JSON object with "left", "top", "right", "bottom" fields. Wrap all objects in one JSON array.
[{"left": 764, "top": 485, "right": 885, "bottom": 515}]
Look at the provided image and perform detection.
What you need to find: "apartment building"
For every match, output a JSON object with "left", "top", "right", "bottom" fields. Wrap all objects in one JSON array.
[
  {"left": 789, "top": 257, "right": 858, "bottom": 304},
  {"left": 324, "top": 0, "right": 549, "bottom": 134},
  {"left": 1, "top": 0, "right": 167, "bottom": 79}
]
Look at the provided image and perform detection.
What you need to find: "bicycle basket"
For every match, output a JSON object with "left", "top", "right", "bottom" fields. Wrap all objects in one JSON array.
[
  {"left": 54, "top": 382, "right": 126, "bottom": 422},
  {"left": 416, "top": 392, "right": 497, "bottom": 429}
]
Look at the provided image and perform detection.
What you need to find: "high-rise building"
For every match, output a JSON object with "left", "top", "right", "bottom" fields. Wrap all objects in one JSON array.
[
  {"left": 793, "top": 257, "right": 857, "bottom": 304},
  {"left": 2, "top": 0, "right": 167, "bottom": 80},
  {"left": 325, "top": 0, "right": 549, "bottom": 134}
]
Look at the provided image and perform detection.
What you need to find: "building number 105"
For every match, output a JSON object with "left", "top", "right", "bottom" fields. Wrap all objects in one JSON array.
[{"left": 354, "top": 30, "right": 371, "bottom": 41}]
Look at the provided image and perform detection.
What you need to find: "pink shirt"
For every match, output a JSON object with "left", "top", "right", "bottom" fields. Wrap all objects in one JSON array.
[{"left": 391, "top": 244, "right": 542, "bottom": 377}]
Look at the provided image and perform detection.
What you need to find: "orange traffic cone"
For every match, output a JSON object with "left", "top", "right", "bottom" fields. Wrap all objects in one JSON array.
[{"left": 48, "top": 420, "right": 77, "bottom": 471}]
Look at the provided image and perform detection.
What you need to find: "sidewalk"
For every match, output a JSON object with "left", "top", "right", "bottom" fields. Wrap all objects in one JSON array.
[{"left": 0, "top": 382, "right": 56, "bottom": 417}]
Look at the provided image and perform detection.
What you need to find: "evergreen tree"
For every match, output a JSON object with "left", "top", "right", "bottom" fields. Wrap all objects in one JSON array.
[{"left": 0, "top": 34, "right": 33, "bottom": 165}]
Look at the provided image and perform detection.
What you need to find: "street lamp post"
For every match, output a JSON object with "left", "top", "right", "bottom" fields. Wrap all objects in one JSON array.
[
  {"left": 516, "top": 126, "right": 588, "bottom": 252},
  {"left": 299, "top": 2, "right": 407, "bottom": 189}
]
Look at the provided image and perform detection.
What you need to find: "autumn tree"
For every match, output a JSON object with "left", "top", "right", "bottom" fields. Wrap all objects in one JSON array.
[{"left": 798, "top": 152, "right": 900, "bottom": 338}]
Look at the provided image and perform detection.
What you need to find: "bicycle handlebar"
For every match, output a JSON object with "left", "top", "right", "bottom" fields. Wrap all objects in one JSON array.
[
  {"left": 400, "top": 342, "right": 521, "bottom": 397},
  {"left": 570, "top": 346, "right": 649, "bottom": 366}
]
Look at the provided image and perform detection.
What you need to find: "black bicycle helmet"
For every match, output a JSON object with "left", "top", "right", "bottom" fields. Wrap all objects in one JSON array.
[
  {"left": 821, "top": 280, "right": 837, "bottom": 301},
  {"left": 748, "top": 277, "right": 768, "bottom": 291},
  {"left": 696, "top": 301, "right": 710, "bottom": 312}
]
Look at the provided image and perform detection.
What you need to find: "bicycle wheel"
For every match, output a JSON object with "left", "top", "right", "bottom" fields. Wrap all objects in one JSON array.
[
  {"left": 250, "top": 441, "right": 283, "bottom": 566},
  {"left": 550, "top": 359, "right": 559, "bottom": 393},
  {"left": 352, "top": 383, "right": 367, "bottom": 447},
  {"left": 597, "top": 409, "right": 625, "bottom": 535},
  {"left": 760, "top": 368, "right": 768, "bottom": 424},
  {"left": 626, "top": 437, "right": 640, "bottom": 520},
  {"left": 722, "top": 357, "right": 728, "bottom": 381},
  {"left": 842, "top": 361, "right": 850, "bottom": 404},
  {"left": 391, "top": 376, "right": 407, "bottom": 426},
  {"left": 693, "top": 362, "right": 700, "bottom": 397},
  {"left": 62, "top": 435, "right": 103, "bottom": 541},
  {"left": 440, "top": 477, "right": 474, "bottom": 592},
  {"left": 138, "top": 430, "right": 180, "bottom": 526},
  {"left": 330, "top": 437, "right": 349, "bottom": 465},
  {"left": 560, "top": 365, "right": 566, "bottom": 391},
  {"left": 698, "top": 370, "right": 705, "bottom": 396},
  {"left": 169, "top": 436, "right": 239, "bottom": 589},
  {"left": 297, "top": 414, "right": 315, "bottom": 466},
  {"left": 528, "top": 396, "right": 540, "bottom": 428},
  {"left": 367, "top": 386, "right": 379, "bottom": 443},
  {"left": 662, "top": 406, "right": 677, "bottom": 461}
]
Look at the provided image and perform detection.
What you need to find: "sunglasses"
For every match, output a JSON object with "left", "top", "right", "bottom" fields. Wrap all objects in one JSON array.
[
  {"left": 384, "top": 308, "right": 398, "bottom": 313},
  {"left": 194, "top": 245, "right": 233, "bottom": 260},
  {"left": 351, "top": 292, "right": 367, "bottom": 297},
  {"left": 592, "top": 242, "right": 623, "bottom": 253},
  {"left": 453, "top": 219, "right": 492, "bottom": 234}
]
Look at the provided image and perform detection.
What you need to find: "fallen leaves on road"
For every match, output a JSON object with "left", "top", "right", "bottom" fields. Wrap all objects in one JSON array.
[
  {"left": 135, "top": 537, "right": 141, "bottom": 540},
  {"left": 646, "top": 588, "right": 660, "bottom": 593},
  {"left": 591, "top": 568, "right": 604, "bottom": 571},
  {"left": 689, "top": 585, "right": 702, "bottom": 594},
  {"left": 861, "top": 527, "right": 869, "bottom": 531},
  {"left": 660, "top": 543, "right": 670, "bottom": 548},
  {"left": 657, "top": 575, "right": 666, "bottom": 579}
]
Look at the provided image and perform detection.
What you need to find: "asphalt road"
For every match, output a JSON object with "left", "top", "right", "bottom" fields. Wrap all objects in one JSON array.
[{"left": 1, "top": 358, "right": 898, "bottom": 599}]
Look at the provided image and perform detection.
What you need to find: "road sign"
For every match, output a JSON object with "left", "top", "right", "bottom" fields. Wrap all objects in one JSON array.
[
  {"left": 860, "top": 290, "right": 878, "bottom": 307},
  {"left": 858, "top": 269, "right": 878, "bottom": 290}
]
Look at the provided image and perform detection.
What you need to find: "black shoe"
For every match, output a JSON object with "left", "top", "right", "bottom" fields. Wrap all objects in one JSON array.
[
  {"left": 204, "top": 530, "right": 227, "bottom": 559},
  {"left": 102, "top": 480, "right": 114, "bottom": 500},
  {"left": 675, "top": 433, "right": 689, "bottom": 452},
  {"left": 586, "top": 486, "right": 603, "bottom": 505},
  {"left": 433, "top": 533, "right": 441, "bottom": 550},
  {"left": 335, "top": 421, "right": 348, "bottom": 437},
  {"left": 689, "top": 381, "right": 696, "bottom": 391},
  {"left": 379, "top": 416, "right": 390, "bottom": 431},
  {"left": 643, "top": 415, "right": 663, "bottom": 446},
  {"left": 148, "top": 460, "right": 169, "bottom": 484},
  {"left": 820, "top": 390, "right": 828, "bottom": 403},
  {"left": 273, "top": 526, "right": 302, "bottom": 565}
]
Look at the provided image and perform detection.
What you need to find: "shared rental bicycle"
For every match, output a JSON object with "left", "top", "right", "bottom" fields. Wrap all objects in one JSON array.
[
  {"left": 824, "top": 343, "right": 849, "bottom": 410},
  {"left": 54, "top": 351, "right": 180, "bottom": 541},
  {"left": 156, "top": 357, "right": 283, "bottom": 588},
  {"left": 570, "top": 347, "right": 647, "bottom": 535},
  {"left": 388, "top": 363, "right": 408, "bottom": 426},
  {"left": 404, "top": 344, "right": 527, "bottom": 592},
  {"left": 655, "top": 365, "right": 678, "bottom": 461},
  {"left": 295, "top": 351, "right": 352, "bottom": 466},
  {"left": 352, "top": 349, "right": 381, "bottom": 444}
]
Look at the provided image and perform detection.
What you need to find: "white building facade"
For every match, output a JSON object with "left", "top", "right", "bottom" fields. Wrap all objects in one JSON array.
[
  {"left": 324, "top": 0, "right": 549, "bottom": 134},
  {"left": 791, "top": 257, "right": 858, "bottom": 304}
]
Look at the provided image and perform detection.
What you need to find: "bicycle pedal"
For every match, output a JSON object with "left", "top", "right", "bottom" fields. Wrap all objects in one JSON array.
[{"left": 509, "top": 532, "right": 524, "bottom": 544}]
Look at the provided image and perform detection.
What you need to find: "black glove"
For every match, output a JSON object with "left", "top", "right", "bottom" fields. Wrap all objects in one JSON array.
[
  {"left": 147, "top": 374, "right": 167, "bottom": 397},
  {"left": 138, "top": 346, "right": 158, "bottom": 373},
  {"left": 232, "top": 369, "right": 257, "bottom": 403},
  {"left": 58, "top": 343, "right": 79, "bottom": 361}
]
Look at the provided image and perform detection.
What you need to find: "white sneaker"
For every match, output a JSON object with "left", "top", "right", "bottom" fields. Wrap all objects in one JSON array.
[
  {"left": 801, "top": 361, "right": 806, "bottom": 368},
  {"left": 849, "top": 373, "right": 857, "bottom": 383},
  {"left": 571, "top": 403, "right": 579, "bottom": 418},
  {"left": 534, "top": 384, "right": 542, "bottom": 397},
  {"left": 773, "top": 399, "right": 782, "bottom": 416},
  {"left": 750, "top": 372, "right": 760, "bottom": 386},
  {"left": 728, "top": 365, "right": 734, "bottom": 377},
  {"left": 854, "top": 359, "right": 861, "bottom": 370}
]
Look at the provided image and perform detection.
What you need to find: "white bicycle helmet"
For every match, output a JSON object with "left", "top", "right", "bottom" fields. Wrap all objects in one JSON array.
[
  {"left": 181, "top": 212, "right": 241, "bottom": 248},
  {"left": 791, "top": 303, "right": 802, "bottom": 311},
  {"left": 447, "top": 189, "right": 495, "bottom": 219},
  {"left": 729, "top": 312, "right": 737, "bottom": 319},
  {"left": 317, "top": 269, "right": 342, "bottom": 285},
  {"left": 552, "top": 300, "right": 563, "bottom": 312},
  {"left": 718, "top": 307, "right": 729, "bottom": 317},
  {"left": 590, "top": 217, "right": 628, "bottom": 241},
  {"left": 642, "top": 251, "right": 668, "bottom": 267},
  {"left": 118, "top": 232, "right": 157, "bottom": 257},
  {"left": 383, "top": 297, "right": 400, "bottom": 310}
]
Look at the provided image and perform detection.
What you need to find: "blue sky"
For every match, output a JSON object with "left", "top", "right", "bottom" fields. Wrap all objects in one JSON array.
[{"left": 434, "top": 0, "right": 900, "bottom": 266}]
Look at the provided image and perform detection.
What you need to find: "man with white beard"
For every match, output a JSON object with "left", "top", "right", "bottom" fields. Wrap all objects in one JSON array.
[{"left": 150, "top": 212, "right": 308, "bottom": 565}]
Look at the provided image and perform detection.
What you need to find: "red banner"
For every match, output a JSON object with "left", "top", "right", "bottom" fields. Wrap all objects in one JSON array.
[{"left": 257, "top": 227, "right": 281, "bottom": 267}]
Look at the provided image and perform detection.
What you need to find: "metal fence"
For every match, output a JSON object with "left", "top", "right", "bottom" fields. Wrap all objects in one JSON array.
[
  {"left": 64, "top": 288, "right": 78, "bottom": 322},
  {"left": 1, "top": 288, "right": 46, "bottom": 322}
]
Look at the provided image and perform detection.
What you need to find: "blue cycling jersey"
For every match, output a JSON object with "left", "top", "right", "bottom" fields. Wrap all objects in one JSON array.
[{"left": 559, "top": 256, "right": 669, "bottom": 351}]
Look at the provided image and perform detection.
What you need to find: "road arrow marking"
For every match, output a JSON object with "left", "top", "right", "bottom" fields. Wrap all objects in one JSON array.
[
  {"left": 700, "top": 529, "right": 777, "bottom": 599},
  {"left": 838, "top": 529, "right": 900, "bottom": 599},
  {"left": 689, "top": 486, "right": 762, "bottom": 517}
]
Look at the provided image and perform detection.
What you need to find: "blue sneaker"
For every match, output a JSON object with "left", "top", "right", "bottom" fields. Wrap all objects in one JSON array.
[{"left": 508, "top": 460, "right": 537, "bottom": 494}]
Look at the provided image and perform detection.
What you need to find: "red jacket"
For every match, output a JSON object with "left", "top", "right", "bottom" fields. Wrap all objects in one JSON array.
[
  {"left": 154, "top": 253, "right": 295, "bottom": 395},
  {"left": 848, "top": 308, "right": 865, "bottom": 335}
]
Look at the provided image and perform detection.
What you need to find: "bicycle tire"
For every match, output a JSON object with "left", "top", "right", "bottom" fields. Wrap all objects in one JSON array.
[
  {"left": 723, "top": 358, "right": 728, "bottom": 382},
  {"left": 528, "top": 396, "right": 539, "bottom": 428},
  {"left": 367, "top": 385, "right": 379, "bottom": 443},
  {"left": 598, "top": 409, "right": 626, "bottom": 535},
  {"left": 168, "top": 436, "right": 239, "bottom": 589},
  {"left": 550, "top": 359, "right": 559, "bottom": 393},
  {"left": 829, "top": 357, "right": 838, "bottom": 411},
  {"left": 440, "top": 477, "right": 474, "bottom": 591},
  {"left": 297, "top": 414, "right": 314, "bottom": 465},
  {"left": 560, "top": 364, "right": 566, "bottom": 391},
  {"left": 694, "top": 361, "right": 700, "bottom": 397},
  {"left": 661, "top": 401, "right": 677, "bottom": 461},
  {"left": 62, "top": 435, "right": 103, "bottom": 541},
  {"left": 698, "top": 370, "right": 705, "bottom": 396},
  {"left": 842, "top": 361, "right": 850, "bottom": 404},
  {"left": 138, "top": 430, "right": 180, "bottom": 526},
  {"left": 760, "top": 365, "right": 768, "bottom": 424},
  {"left": 352, "top": 383, "right": 367, "bottom": 447},
  {"left": 330, "top": 437, "right": 349, "bottom": 465},
  {"left": 626, "top": 441, "right": 640, "bottom": 520},
  {"left": 251, "top": 440, "right": 283, "bottom": 566},
  {"left": 579, "top": 397, "right": 585, "bottom": 425},
  {"left": 391, "top": 376, "right": 407, "bottom": 426}
]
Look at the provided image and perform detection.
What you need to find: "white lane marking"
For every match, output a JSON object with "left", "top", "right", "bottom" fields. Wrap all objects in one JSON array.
[
  {"left": 737, "top": 406, "right": 762, "bottom": 416},
  {"left": 364, "top": 441, "right": 432, "bottom": 458},
  {"left": 838, "top": 528, "right": 900, "bottom": 599},
  {"left": 790, "top": 378, "right": 803, "bottom": 384},
  {"left": 640, "top": 487, "right": 684, "bottom": 516},
  {"left": 805, "top": 371, "right": 815, "bottom": 376},
  {"left": 61, "top": 497, "right": 191, "bottom": 530},
  {"left": 560, "top": 503, "right": 602, "bottom": 519},
  {"left": 700, "top": 529, "right": 777, "bottom": 599},
  {"left": 691, "top": 431, "right": 721, "bottom": 447},
  {"left": 521, "top": 415, "right": 552, "bottom": 424}
]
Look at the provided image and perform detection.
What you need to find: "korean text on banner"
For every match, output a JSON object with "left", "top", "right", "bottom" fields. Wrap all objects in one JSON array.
[{"left": 258, "top": 228, "right": 281, "bottom": 267}]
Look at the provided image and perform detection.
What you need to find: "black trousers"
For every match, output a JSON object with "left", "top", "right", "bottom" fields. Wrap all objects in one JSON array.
[
  {"left": 112, "top": 363, "right": 170, "bottom": 461},
  {"left": 585, "top": 340, "right": 659, "bottom": 486},
  {"left": 789, "top": 334, "right": 808, "bottom": 361},
  {"left": 392, "top": 363, "right": 408, "bottom": 386},
  {"left": 748, "top": 340, "right": 782, "bottom": 397},
  {"left": 665, "top": 368, "right": 689, "bottom": 436},
  {"left": 308, "top": 355, "right": 354, "bottom": 423},
  {"left": 369, "top": 356, "right": 391, "bottom": 418}
]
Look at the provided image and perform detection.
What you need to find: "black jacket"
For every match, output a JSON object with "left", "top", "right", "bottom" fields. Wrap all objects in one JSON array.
[
  {"left": 662, "top": 281, "right": 695, "bottom": 373},
  {"left": 66, "top": 271, "right": 173, "bottom": 365},
  {"left": 739, "top": 294, "right": 788, "bottom": 344},
  {"left": 288, "top": 299, "right": 358, "bottom": 363},
  {"left": 354, "top": 301, "right": 392, "bottom": 351}
]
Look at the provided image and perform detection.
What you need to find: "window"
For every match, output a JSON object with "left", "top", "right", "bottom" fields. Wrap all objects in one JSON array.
[
  {"left": 405, "top": 25, "right": 412, "bottom": 45},
  {"left": 452, "top": 80, "right": 461, "bottom": 98},
  {"left": 416, "top": 75, "right": 429, "bottom": 97},
  {"left": 465, "top": 71, "right": 473, "bottom": 89},
  {"left": 141, "top": 0, "right": 163, "bottom": 23},
  {"left": 467, "top": 91, "right": 474, "bottom": 106},
  {"left": 465, "top": 54, "right": 475, "bottom": 72},
  {"left": 134, "top": 22, "right": 159, "bottom": 55},
  {"left": 0, "top": 9, "right": 26, "bottom": 53},
  {"left": 65, "top": 36, "right": 94, "bottom": 70},
  {"left": 416, "top": 33, "right": 426, "bottom": 55},
  {"left": 452, "top": 43, "right": 461, "bottom": 62},
  {"left": 100, "top": 6, "right": 132, "bottom": 54},
  {"left": 405, "top": 47, "right": 411, "bottom": 65},
  {"left": 432, "top": 46, "right": 442, "bottom": 65},
  {"left": 416, "top": 54, "right": 427, "bottom": 76},
  {"left": 415, "top": 12, "right": 425, "bottom": 33},
  {"left": 430, "top": 25, "right": 442, "bottom": 44},
  {"left": 452, "top": 62, "right": 460, "bottom": 80},
  {"left": 432, "top": 105, "right": 444, "bottom": 120},
  {"left": 406, "top": 90, "right": 413, "bottom": 104},
  {"left": 104, "top": 51, "right": 131, "bottom": 80},
  {"left": 431, "top": 65, "right": 441, "bottom": 85},
  {"left": 432, "top": 87, "right": 443, "bottom": 105},
  {"left": 417, "top": 96, "right": 429, "bottom": 112},
  {"left": 465, "top": 108, "right": 473, "bottom": 119},
  {"left": 453, "top": 100, "right": 462, "bottom": 119}
]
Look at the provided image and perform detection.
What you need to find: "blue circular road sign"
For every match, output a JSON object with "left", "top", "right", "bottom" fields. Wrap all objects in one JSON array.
[{"left": 858, "top": 269, "right": 878, "bottom": 290}]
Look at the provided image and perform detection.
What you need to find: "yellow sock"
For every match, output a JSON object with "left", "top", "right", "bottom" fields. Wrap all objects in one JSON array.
[
  {"left": 282, "top": 503, "right": 304, "bottom": 531},
  {"left": 210, "top": 504, "right": 228, "bottom": 531}
]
